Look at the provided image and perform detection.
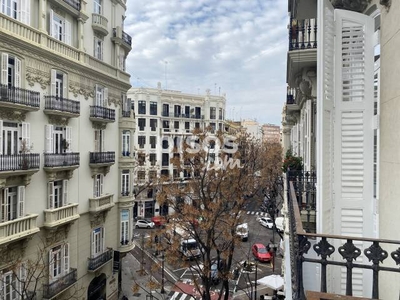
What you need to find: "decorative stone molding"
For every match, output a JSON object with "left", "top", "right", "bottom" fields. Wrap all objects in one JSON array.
[
  {"left": 45, "top": 225, "right": 71, "bottom": 245},
  {"left": 50, "top": 5, "right": 66, "bottom": 17},
  {"left": 47, "top": 115, "right": 69, "bottom": 126},
  {"left": 0, "top": 242, "right": 25, "bottom": 267},
  {"left": 330, "top": 0, "right": 371, "bottom": 12},
  {"left": 0, "top": 108, "right": 26, "bottom": 122},
  {"left": 69, "top": 81, "right": 94, "bottom": 100},
  {"left": 92, "top": 123, "right": 107, "bottom": 130},
  {"left": 26, "top": 67, "right": 51, "bottom": 90},
  {"left": 90, "top": 211, "right": 107, "bottom": 228},
  {"left": 45, "top": 170, "right": 74, "bottom": 182},
  {"left": 90, "top": 166, "right": 111, "bottom": 177},
  {"left": 0, "top": 174, "right": 33, "bottom": 187},
  {"left": 108, "top": 90, "right": 121, "bottom": 107}
]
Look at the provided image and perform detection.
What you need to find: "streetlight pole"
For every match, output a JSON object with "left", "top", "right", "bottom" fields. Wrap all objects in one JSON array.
[
  {"left": 254, "top": 260, "right": 258, "bottom": 300},
  {"left": 161, "top": 250, "right": 165, "bottom": 294}
]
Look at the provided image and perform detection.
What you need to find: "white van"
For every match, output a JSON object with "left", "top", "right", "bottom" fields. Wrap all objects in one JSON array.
[
  {"left": 236, "top": 223, "right": 249, "bottom": 241},
  {"left": 275, "top": 217, "right": 284, "bottom": 233}
]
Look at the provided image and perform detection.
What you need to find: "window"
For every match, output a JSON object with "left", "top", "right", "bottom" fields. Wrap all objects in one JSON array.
[
  {"left": 210, "top": 123, "right": 216, "bottom": 133},
  {"left": 1, "top": 264, "right": 27, "bottom": 300},
  {"left": 174, "top": 121, "right": 179, "bottom": 130},
  {"left": 93, "top": 174, "right": 103, "bottom": 198},
  {"left": 150, "top": 136, "right": 156, "bottom": 149},
  {"left": 50, "top": 10, "right": 71, "bottom": 45},
  {"left": 210, "top": 107, "right": 216, "bottom": 119},
  {"left": 195, "top": 107, "right": 201, "bottom": 119},
  {"left": 137, "top": 171, "right": 145, "bottom": 182},
  {"left": 51, "top": 70, "right": 67, "bottom": 98},
  {"left": 121, "top": 170, "right": 130, "bottom": 196},
  {"left": 137, "top": 153, "right": 145, "bottom": 166},
  {"left": 1, "top": 186, "right": 25, "bottom": 222},
  {"left": 150, "top": 102, "right": 157, "bottom": 115},
  {"left": 45, "top": 125, "right": 72, "bottom": 154},
  {"left": 162, "top": 104, "right": 169, "bottom": 116},
  {"left": 118, "top": 49, "right": 126, "bottom": 71},
  {"left": 162, "top": 120, "right": 169, "bottom": 130},
  {"left": 173, "top": 169, "right": 179, "bottom": 180},
  {"left": 162, "top": 140, "right": 169, "bottom": 149},
  {"left": 122, "top": 130, "right": 130, "bottom": 156},
  {"left": 162, "top": 153, "right": 169, "bottom": 166},
  {"left": 147, "top": 188, "right": 153, "bottom": 198},
  {"left": 161, "top": 169, "right": 169, "bottom": 177},
  {"left": 185, "top": 122, "right": 190, "bottom": 130},
  {"left": 94, "top": 0, "right": 101, "bottom": 14},
  {"left": 94, "top": 37, "right": 103, "bottom": 60},
  {"left": 0, "top": 0, "right": 30, "bottom": 24},
  {"left": 195, "top": 122, "right": 200, "bottom": 129},
  {"left": 94, "top": 129, "right": 105, "bottom": 152},
  {"left": 95, "top": 84, "right": 108, "bottom": 107},
  {"left": 138, "top": 101, "right": 146, "bottom": 114},
  {"left": 149, "top": 170, "right": 156, "bottom": 180},
  {"left": 91, "top": 227, "right": 105, "bottom": 258},
  {"left": 0, "top": 54, "right": 21, "bottom": 87},
  {"left": 149, "top": 153, "right": 156, "bottom": 166},
  {"left": 219, "top": 108, "right": 223, "bottom": 120},
  {"left": 184, "top": 106, "right": 190, "bottom": 117},
  {"left": 48, "top": 180, "right": 68, "bottom": 209},
  {"left": 49, "top": 243, "right": 69, "bottom": 282},
  {"left": 0, "top": 121, "right": 29, "bottom": 155},
  {"left": 138, "top": 118, "right": 146, "bottom": 131},
  {"left": 138, "top": 136, "right": 145, "bottom": 149},
  {"left": 120, "top": 209, "right": 129, "bottom": 245},
  {"left": 150, "top": 119, "right": 157, "bottom": 131},
  {"left": 174, "top": 105, "right": 181, "bottom": 117}
]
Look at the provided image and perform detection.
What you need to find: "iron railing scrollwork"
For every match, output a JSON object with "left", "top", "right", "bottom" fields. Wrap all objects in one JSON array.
[
  {"left": 90, "top": 106, "right": 115, "bottom": 121},
  {"left": 43, "top": 268, "right": 77, "bottom": 299},
  {"left": 0, "top": 154, "right": 40, "bottom": 171},
  {"left": 88, "top": 248, "right": 113, "bottom": 271},
  {"left": 0, "top": 84, "right": 40, "bottom": 108},
  {"left": 44, "top": 153, "right": 80, "bottom": 167},
  {"left": 44, "top": 96, "right": 80, "bottom": 114},
  {"left": 89, "top": 152, "right": 115, "bottom": 164}
]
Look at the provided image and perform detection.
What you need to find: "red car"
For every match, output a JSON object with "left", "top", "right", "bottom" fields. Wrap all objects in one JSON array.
[
  {"left": 151, "top": 216, "right": 166, "bottom": 227},
  {"left": 252, "top": 243, "right": 273, "bottom": 262}
]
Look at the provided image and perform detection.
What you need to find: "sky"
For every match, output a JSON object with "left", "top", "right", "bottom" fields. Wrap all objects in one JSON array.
[{"left": 124, "top": 0, "right": 288, "bottom": 125}]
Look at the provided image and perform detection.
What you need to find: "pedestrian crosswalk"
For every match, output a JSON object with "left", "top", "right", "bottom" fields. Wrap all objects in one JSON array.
[
  {"left": 246, "top": 211, "right": 268, "bottom": 216},
  {"left": 166, "top": 291, "right": 196, "bottom": 300}
]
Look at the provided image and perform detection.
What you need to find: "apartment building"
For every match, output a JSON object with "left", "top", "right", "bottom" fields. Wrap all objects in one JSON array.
[
  {"left": 262, "top": 123, "right": 280, "bottom": 143},
  {"left": 282, "top": 0, "right": 399, "bottom": 299},
  {"left": 0, "top": 0, "right": 133, "bottom": 299},
  {"left": 241, "top": 119, "right": 262, "bottom": 141},
  {"left": 128, "top": 84, "right": 226, "bottom": 219}
]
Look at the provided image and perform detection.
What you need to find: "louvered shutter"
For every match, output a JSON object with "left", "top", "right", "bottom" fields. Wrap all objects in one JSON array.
[
  {"left": 94, "top": 130, "right": 100, "bottom": 152},
  {"left": 99, "top": 174, "right": 103, "bottom": 196},
  {"left": 91, "top": 229, "right": 95, "bottom": 257},
  {"left": 45, "top": 125, "right": 53, "bottom": 153},
  {"left": 14, "top": 57, "right": 21, "bottom": 88},
  {"left": 62, "top": 180, "right": 68, "bottom": 205},
  {"left": 50, "top": 10, "right": 55, "bottom": 38},
  {"left": 101, "top": 130, "right": 105, "bottom": 152},
  {"left": 0, "top": 271, "right": 3, "bottom": 298},
  {"left": 104, "top": 88, "right": 108, "bottom": 106},
  {"left": 62, "top": 72, "right": 67, "bottom": 97},
  {"left": 1, "top": 53, "right": 8, "bottom": 85},
  {"left": 63, "top": 243, "right": 70, "bottom": 274},
  {"left": 317, "top": 0, "right": 335, "bottom": 235},
  {"left": 94, "top": 38, "right": 98, "bottom": 59},
  {"left": 48, "top": 182, "right": 54, "bottom": 208},
  {"left": 101, "top": 227, "right": 105, "bottom": 253},
  {"left": 0, "top": 189, "right": 6, "bottom": 222},
  {"left": 93, "top": 176, "right": 98, "bottom": 197},
  {"left": 17, "top": 186, "right": 25, "bottom": 217},
  {"left": 19, "top": 262, "right": 27, "bottom": 294},
  {"left": 51, "top": 69, "right": 56, "bottom": 97},
  {"left": 21, "top": 122, "right": 30, "bottom": 150},
  {"left": 64, "top": 20, "right": 71, "bottom": 45},
  {"left": 48, "top": 249, "right": 53, "bottom": 281},
  {"left": 20, "top": 0, "right": 30, "bottom": 25},
  {"left": 65, "top": 126, "right": 72, "bottom": 152},
  {"left": 0, "top": 120, "right": 3, "bottom": 155}
]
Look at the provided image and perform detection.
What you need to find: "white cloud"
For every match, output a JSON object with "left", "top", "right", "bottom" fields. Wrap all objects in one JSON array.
[{"left": 125, "top": 0, "right": 288, "bottom": 125}]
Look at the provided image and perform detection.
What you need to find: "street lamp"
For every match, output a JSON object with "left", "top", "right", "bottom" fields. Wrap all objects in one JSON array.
[
  {"left": 254, "top": 259, "right": 258, "bottom": 300},
  {"left": 161, "top": 250, "right": 165, "bottom": 294}
]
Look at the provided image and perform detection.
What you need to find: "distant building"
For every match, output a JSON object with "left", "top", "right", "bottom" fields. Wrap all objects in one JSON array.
[
  {"left": 262, "top": 124, "right": 280, "bottom": 143},
  {"left": 241, "top": 120, "right": 262, "bottom": 141}
]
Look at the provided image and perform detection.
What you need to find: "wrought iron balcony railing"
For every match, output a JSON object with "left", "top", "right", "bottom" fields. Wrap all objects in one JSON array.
[
  {"left": 0, "top": 84, "right": 40, "bottom": 108},
  {"left": 87, "top": 248, "right": 113, "bottom": 271},
  {"left": 90, "top": 106, "right": 115, "bottom": 121},
  {"left": 287, "top": 179, "right": 400, "bottom": 300},
  {"left": 63, "top": 0, "right": 80, "bottom": 10},
  {"left": 112, "top": 27, "right": 132, "bottom": 47},
  {"left": 43, "top": 268, "right": 77, "bottom": 299},
  {"left": 289, "top": 18, "right": 317, "bottom": 51},
  {"left": 121, "top": 110, "right": 131, "bottom": 117},
  {"left": 0, "top": 154, "right": 40, "bottom": 171},
  {"left": 122, "top": 30, "right": 132, "bottom": 46},
  {"left": 89, "top": 151, "right": 115, "bottom": 164},
  {"left": 44, "top": 153, "right": 80, "bottom": 168},
  {"left": 44, "top": 96, "right": 80, "bottom": 115}
]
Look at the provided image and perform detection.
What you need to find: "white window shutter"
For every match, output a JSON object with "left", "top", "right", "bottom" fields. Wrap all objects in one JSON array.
[
  {"left": 48, "top": 181, "right": 54, "bottom": 209},
  {"left": 19, "top": 262, "right": 27, "bottom": 295},
  {"left": 1, "top": 53, "right": 8, "bottom": 85},
  {"left": 94, "top": 130, "right": 100, "bottom": 152},
  {"left": 45, "top": 125, "right": 53, "bottom": 153},
  {"left": 0, "top": 120, "right": 3, "bottom": 155},
  {"left": 63, "top": 243, "right": 70, "bottom": 273},
  {"left": 101, "top": 130, "right": 105, "bottom": 152},
  {"left": 62, "top": 180, "right": 68, "bottom": 205},
  {"left": 21, "top": 122, "right": 30, "bottom": 150},
  {"left": 93, "top": 176, "right": 98, "bottom": 197},
  {"left": 51, "top": 69, "right": 56, "bottom": 96},
  {"left": 0, "top": 189, "right": 6, "bottom": 222},
  {"left": 104, "top": 87, "right": 108, "bottom": 105},
  {"left": 18, "top": 186, "right": 25, "bottom": 217},
  {"left": 94, "top": 38, "right": 98, "bottom": 58},
  {"left": 91, "top": 230, "right": 95, "bottom": 257},
  {"left": 49, "top": 10, "right": 55, "bottom": 37},
  {"left": 48, "top": 249, "right": 53, "bottom": 281},
  {"left": 101, "top": 226, "right": 105, "bottom": 252},
  {"left": 63, "top": 72, "right": 67, "bottom": 97},
  {"left": 65, "top": 126, "right": 72, "bottom": 152},
  {"left": 94, "top": 84, "right": 99, "bottom": 106},
  {"left": 14, "top": 57, "right": 21, "bottom": 88},
  {"left": 100, "top": 174, "right": 104, "bottom": 196},
  {"left": 20, "top": 0, "right": 30, "bottom": 25},
  {"left": 64, "top": 20, "right": 71, "bottom": 45}
]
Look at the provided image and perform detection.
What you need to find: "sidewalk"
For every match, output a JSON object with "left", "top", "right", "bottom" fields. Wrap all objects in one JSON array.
[{"left": 120, "top": 251, "right": 172, "bottom": 300}]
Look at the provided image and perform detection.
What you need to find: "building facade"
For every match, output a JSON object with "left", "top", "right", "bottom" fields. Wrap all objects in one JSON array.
[
  {"left": 282, "top": 0, "right": 399, "bottom": 299},
  {"left": 128, "top": 84, "right": 226, "bottom": 219},
  {"left": 0, "top": 0, "right": 133, "bottom": 299},
  {"left": 241, "top": 119, "right": 262, "bottom": 141},
  {"left": 262, "top": 123, "right": 280, "bottom": 143}
]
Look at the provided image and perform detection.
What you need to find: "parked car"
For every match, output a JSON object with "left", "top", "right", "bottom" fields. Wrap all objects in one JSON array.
[
  {"left": 259, "top": 216, "right": 273, "bottom": 229},
  {"left": 236, "top": 223, "right": 249, "bottom": 241},
  {"left": 135, "top": 219, "right": 155, "bottom": 229},
  {"left": 151, "top": 216, "right": 166, "bottom": 227},
  {"left": 252, "top": 243, "right": 273, "bottom": 262}
]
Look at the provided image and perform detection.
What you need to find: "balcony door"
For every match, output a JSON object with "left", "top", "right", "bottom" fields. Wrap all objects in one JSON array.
[
  {"left": 53, "top": 127, "right": 64, "bottom": 154},
  {"left": 5, "top": 187, "right": 17, "bottom": 221},
  {"left": 2, "top": 122, "right": 18, "bottom": 155},
  {"left": 91, "top": 227, "right": 104, "bottom": 258}
]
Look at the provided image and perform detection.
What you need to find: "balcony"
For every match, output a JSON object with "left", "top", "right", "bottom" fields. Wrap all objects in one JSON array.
[
  {"left": 43, "top": 203, "right": 79, "bottom": 229},
  {"left": 286, "top": 177, "right": 400, "bottom": 300},
  {"left": 44, "top": 96, "right": 80, "bottom": 118},
  {"left": 0, "top": 154, "right": 40, "bottom": 176},
  {"left": 89, "top": 106, "right": 115, "bottom": 123},
  {"left": 89, "top": 151, "right": 115, "bottom": 166},
  {"left": 89, "top": 194, "right": 114, "bottom": 213},
  {"left": 87, "top": 248, "right": 113, "bottom": 272},
  {"left": 43, "top": 153, "right": 80, "bottom": 171},
  {"left": 111, "top": 26, "right": 132, "bottom": 51},
  {"left": 0, "top": 214, "right": 39, "bottom": 245},
  {"left": 92, "top": 13, "right": 109, "bottom": 36},
  {"left": 43, "top": 268, "right": 77, "bottom": 299},
  {"left": 119, "top": 239, "right": 134, "bottom": 253},
  {"left": 286, "top": 88, "right": 300, "bottom": 112},
  {"left": 0, "top": 84, "right": 40, "bottom": 112},
  {"left": 63, "top": 0, "right": 80, "bottom": 10}
]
